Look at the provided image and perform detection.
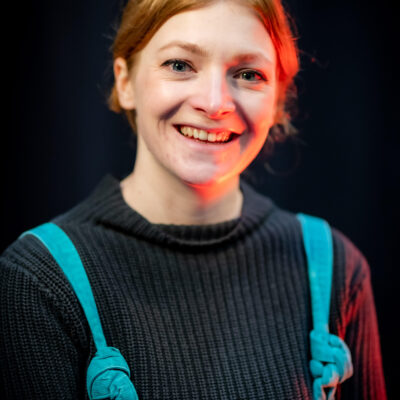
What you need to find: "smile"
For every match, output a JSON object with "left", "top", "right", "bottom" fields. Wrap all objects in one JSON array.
[{"left": 176, "top": 125, "right": 240, "bottom": 144}]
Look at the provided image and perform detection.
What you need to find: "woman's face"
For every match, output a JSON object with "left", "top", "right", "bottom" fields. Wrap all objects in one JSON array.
[{"left": 120, "top": 0, "right": 278, "bottom": 186}]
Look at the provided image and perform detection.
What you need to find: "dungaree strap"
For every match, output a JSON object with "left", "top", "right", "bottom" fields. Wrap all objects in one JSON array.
[
  {"left": 20, "top": 223, "right": 139, "bottom": 400},
  {"left": 297, "top": 214, "right": 353, "bottom": 400}
]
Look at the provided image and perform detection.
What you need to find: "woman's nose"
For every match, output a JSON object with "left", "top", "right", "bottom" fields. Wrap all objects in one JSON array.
[{"left": 190, "top": 70, "right": 236, "bottom": 118}]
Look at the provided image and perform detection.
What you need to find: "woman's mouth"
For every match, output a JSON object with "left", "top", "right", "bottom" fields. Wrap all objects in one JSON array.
[{"left": 175, "top": 125, "right": 240, "bottom": 144}]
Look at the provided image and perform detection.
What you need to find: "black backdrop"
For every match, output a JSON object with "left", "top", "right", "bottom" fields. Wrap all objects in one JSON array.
[{"left": 2, "top": 0, "right": 399, "bottom": 397}]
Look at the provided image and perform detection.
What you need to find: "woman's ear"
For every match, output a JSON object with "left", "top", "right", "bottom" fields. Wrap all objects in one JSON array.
[{"left": 113, "top": 57, "right": 136, "bottom": 110}]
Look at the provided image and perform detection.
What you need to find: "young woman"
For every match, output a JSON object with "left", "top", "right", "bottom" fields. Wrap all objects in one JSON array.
[{"left": 0, "top": 0, "right": 386, "bottom": 399}]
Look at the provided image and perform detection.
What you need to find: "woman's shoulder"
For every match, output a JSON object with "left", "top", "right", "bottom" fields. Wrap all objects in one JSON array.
[
  {"left": 266, "top": 207, "right": 372, "bottom": 331},
  {"left": 1, "top": 212, "right": 92, "bottom": 338},
  {"left": 0, "top": 230, "right": 83, "bottom": 315},
  {"left": 0, "top": 194, "right": 98, "bottom": 284},
  {"left": 0, "top": 175, "right": 113, "bottom": 310},
  {"left": 1, "top": 174, "right": 121, "bottom": 270},
  {"left": 263, "top": 203, "right": 371, "bottom": 292},
  {"left": 1, "top": 230, "right": 58, "bottom": 282}
]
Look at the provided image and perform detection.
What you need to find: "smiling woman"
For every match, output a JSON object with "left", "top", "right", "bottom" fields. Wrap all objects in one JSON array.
[
  {"left": 0, "top": 1, "right": 387, "bottom": 399},
  {"left": 111, "top": 0, "right": 297, "bottom": 224}
]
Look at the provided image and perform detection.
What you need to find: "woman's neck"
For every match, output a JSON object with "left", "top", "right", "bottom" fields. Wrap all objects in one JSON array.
[{"left": 120, "top": 162, "right": 243, "bottom": 226}]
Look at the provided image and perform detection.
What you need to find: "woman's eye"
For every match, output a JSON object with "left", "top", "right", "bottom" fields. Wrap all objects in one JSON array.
[
  {"left": 162, "top": 59, "right": 193, "bottom": 73},
  {"left": 236, "top": 70, "right": 266, "bottom": 82},
  {"left": 161, "top": 60, "right": 266, "bottom": 83}
]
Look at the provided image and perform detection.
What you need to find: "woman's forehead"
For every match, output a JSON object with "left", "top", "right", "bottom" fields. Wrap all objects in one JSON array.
[{"left": 144, "top": 1, "right": 276, "bottom": 64}]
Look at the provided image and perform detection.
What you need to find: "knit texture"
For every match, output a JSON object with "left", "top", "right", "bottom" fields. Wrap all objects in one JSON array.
[{"left": 0, "top": 174, "right": 386, "bottom": 400}]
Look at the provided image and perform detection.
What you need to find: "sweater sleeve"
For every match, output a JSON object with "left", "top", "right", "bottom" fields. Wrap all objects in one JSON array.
[
  {"left": 0, "top": 237, "right": 89, "bottom": 400},
  {"left": 338, "top": 248, "right": 387, "bottom": 399}
]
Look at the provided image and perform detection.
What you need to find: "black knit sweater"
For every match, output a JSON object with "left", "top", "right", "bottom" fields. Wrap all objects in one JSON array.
[{"left": 0, "top": 174, "right": 386, "bottom": 399}]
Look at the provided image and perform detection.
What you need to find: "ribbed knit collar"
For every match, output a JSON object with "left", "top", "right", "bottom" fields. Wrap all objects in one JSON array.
[{"left": 80, "top": 174, "right": 276, "bottom": 248}]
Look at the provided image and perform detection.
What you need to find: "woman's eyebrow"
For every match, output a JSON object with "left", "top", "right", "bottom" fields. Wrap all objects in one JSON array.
[
  {"left": 233, "top": 52, "right": 274, "bottom": 66},
  {"left": 159, "top": 40, "right": 210, "bottom": 58},
  {"left": 158, "top": 40, "right": 273, "bottom": 65}
]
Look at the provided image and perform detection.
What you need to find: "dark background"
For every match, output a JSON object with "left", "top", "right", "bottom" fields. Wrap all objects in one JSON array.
[{"left": 2, "top": 0, "right": 398, "bottom": 397}]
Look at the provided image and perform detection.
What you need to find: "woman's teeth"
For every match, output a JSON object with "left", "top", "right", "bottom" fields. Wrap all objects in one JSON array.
[{"left": 179, "top": 126, "right": 232, "bottom": 143}]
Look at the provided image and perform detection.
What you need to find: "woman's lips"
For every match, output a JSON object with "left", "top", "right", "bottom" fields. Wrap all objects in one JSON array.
[
  {"left": 175, "top": 123, "right": 242, "bottom": 135},
  {"left": 174, "top": 124, "right": 240, "bottom": 145}
]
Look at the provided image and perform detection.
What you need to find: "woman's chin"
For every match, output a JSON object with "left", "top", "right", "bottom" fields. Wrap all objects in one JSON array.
[
  {"left": 175, "top": 167, "right": 240, "bottom": 188},
  {"left": 172, "top": 167, "right": 223, "bottom": 187}
]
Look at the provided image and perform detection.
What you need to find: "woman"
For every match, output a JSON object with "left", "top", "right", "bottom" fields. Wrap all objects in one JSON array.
[{"left": 0, "top": 0, "right": 386, "bottom": 399}]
